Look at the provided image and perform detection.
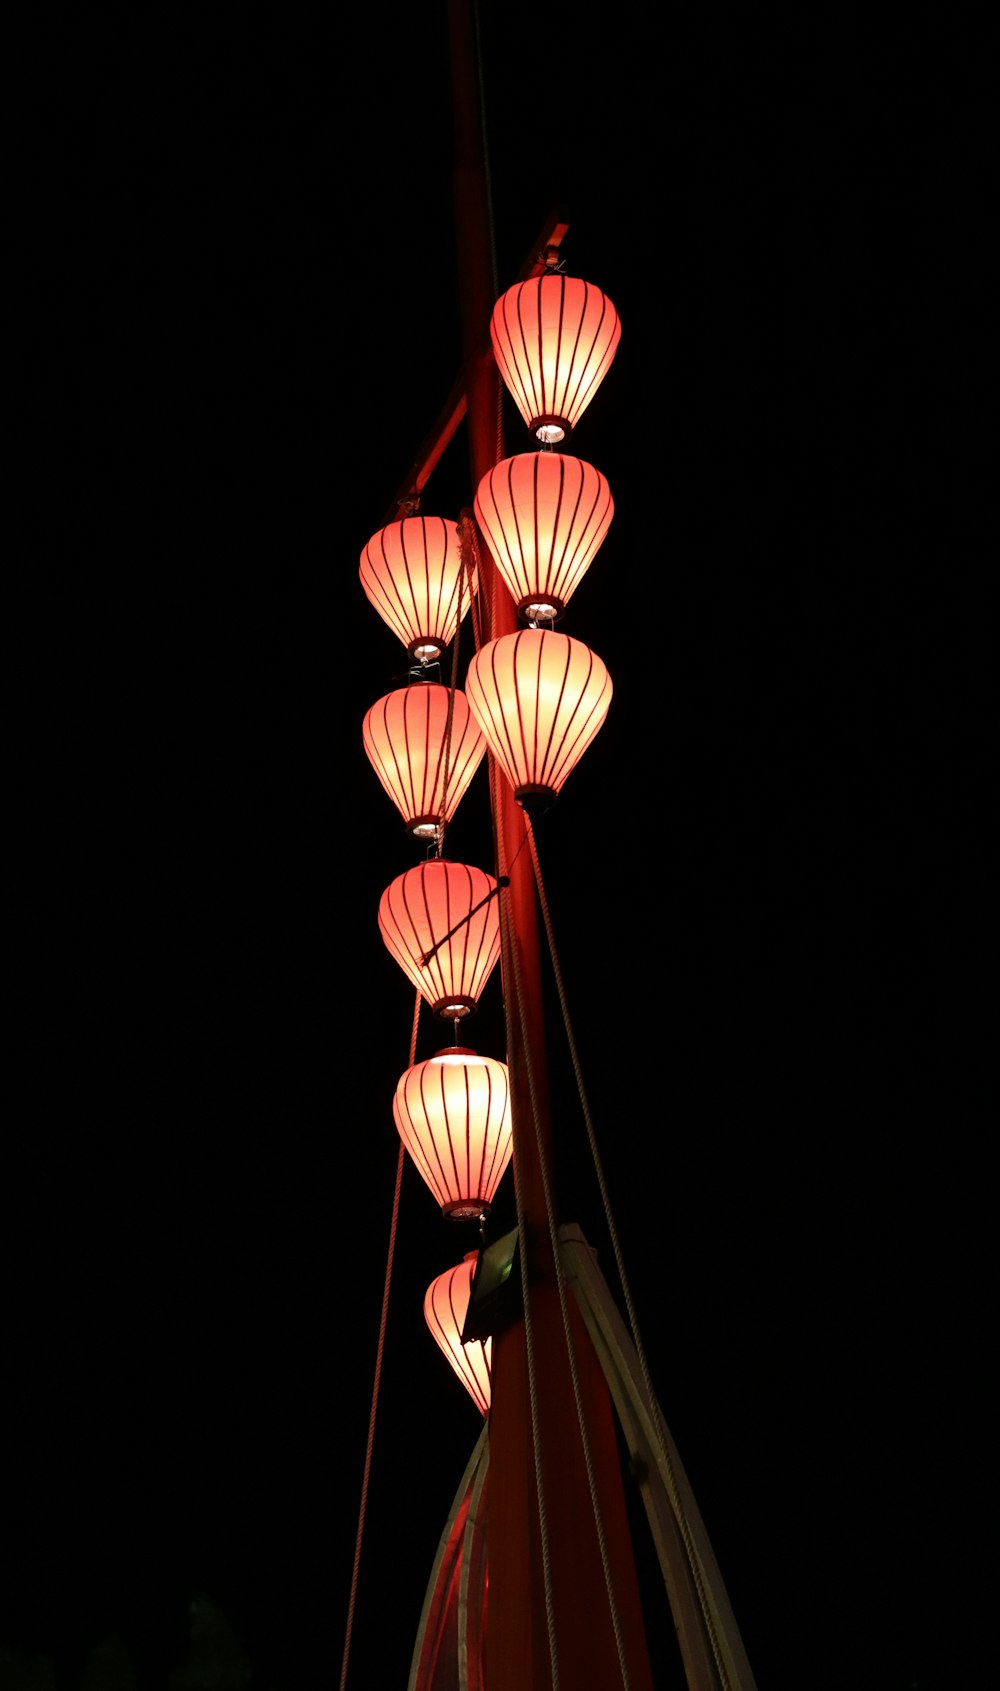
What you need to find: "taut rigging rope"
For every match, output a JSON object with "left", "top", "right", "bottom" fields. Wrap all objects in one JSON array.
[
  {"left": 527, "top": 823, "right": 732, "bottom": 1690},
  {"left": 338, "top": 990, "right": 423, "bottom": 1691},
  {"left": 502, "top": 830, "right": 635, "bottom": 1690}
]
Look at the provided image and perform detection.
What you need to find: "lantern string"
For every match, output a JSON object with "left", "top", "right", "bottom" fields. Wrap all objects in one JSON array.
[
  {"left": 338, "top": 989, "right": 423, "bottom": 1691},
  {"left": 525, "top": 820, "right": 732, "bottom": 1688}
]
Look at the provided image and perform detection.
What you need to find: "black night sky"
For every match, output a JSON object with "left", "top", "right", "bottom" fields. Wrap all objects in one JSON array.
[{"left": 9, "top": 6, "right": 988, "bottom": 1690}]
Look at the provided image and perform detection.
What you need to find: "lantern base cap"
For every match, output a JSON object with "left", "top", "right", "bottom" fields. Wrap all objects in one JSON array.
[
  {"left": 532, "top": 417, "right": 569, "bottom": 444},
  {"left": 520, "top": 598, "right": 563, "bottom": 625},
  {"left": 430, "top": 996, "right": 477, "bottom": 1019},
  {"left": 408, "top": 640, "right": 445, "bottom": 663},
  {"left": 442, "top": 1199, "right": 491, "bottom": 1221},
  {"left": 408, "top": 815, "right": 443, "bottom": 840},
  {"left": 515, "top": 784, "right": 558, "bottom": 817}
]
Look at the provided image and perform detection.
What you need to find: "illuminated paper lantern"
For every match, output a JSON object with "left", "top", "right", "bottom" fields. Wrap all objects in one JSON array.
[
  {"left": 465, "top": 628, "right": 612, "bottom": 812},
  {"left": 394, "top": 1046, "right": 512, "bottom": 1219},
  {"left": 378, "top": 858, "right": 501, "bottom": 1018},
  {"left": 474, "top": 450, "right": 613, "bottom": 623},
  {"left": 490, "top": 272, "right": 621, "bottom": 444},
  {"left": 424, "top": 1252, "right": 492, "bottom": 1415},
  {"left": 359, "top": 514, "right": 473, "bottom": 661},
  {"left": 362, "top": 682, "right": 486, "bottom": 839}
]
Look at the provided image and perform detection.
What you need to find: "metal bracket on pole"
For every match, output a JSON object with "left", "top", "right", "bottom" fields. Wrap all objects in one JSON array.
[{"left": 385, "top": 206, "right": 570, "bottom": 523}]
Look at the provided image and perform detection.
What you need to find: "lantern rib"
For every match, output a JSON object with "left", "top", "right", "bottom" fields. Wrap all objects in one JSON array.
[
  {"left": 446, "top": 1065, "right": 468, "bottom": 1201},
  {"left": 539, "top": 279, "right": 555, "bottom": 421},
  {"left": 412, "top": 700, "right": 429, "bottom": 817},
  {"left": 559, "top": 289, "right": 587, "bottom": 424},
  {"left": 522, "top": 285, "right": 546, "bottom": 426},
  {"left": 543, "top": 632, "right": 577, "bottom": 789},
  {"left": 485, "top": 635, "right": 526, "bottom": 792},
  {"left": 421, "top": 1066, "right": 455, "bottom": 1205},
  {"left": 552, "top": 272, "right": 570, "bottom": 420},
  {"left": 393, "top": 703, "right": 418, "bottom": 820},
  {"left": 550, "top": 647, "right": 610, "bottom": 792},
  {"left": 510, "top": 458, "right": 532, "bottom": 600},
  {"left": 460, "top": 1064, "right": 476, "bottom": 1197},
  {"left": 562, "top": 460, "right": 591, "bottom": 592},
  {"left": 497, "top": 292, "right": 529, "bottom": 428}
]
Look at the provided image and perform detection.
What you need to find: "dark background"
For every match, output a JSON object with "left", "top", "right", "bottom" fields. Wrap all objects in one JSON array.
[{"left": 8, "top": 4, "right": 988, "bottom": 1689}]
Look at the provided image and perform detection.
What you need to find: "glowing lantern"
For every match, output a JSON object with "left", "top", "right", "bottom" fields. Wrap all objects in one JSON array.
[
  {"left": 378, "top": 858, "right": 501, "bottom": 1018},
  {"left": 362, "top": 682, "right": 486, "bottom": 840},
  {"left": 424, "top": 1252, "right": 492, "bottom": 1415},
  {"left": 490, "top": 272, "right": 621, "bottom": 445},
  {"left": 394, "top": 1046, "right": 512, "bottom": 1220},
  {"left": 474, "top": 450, "right": 614, "bottom": 623},
  {"left": 465, "top": 628, "right": 612, "bottom": 812},
  {"left": 359, "top": 514, "right": 473, "bottom": 661}
]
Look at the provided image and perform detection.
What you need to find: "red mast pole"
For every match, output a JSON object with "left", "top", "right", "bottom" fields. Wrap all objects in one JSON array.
[{"left": 447, "top": 4, "right": 655, "bottom": 1686}]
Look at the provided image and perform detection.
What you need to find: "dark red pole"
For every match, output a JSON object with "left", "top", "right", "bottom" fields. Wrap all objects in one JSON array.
[{"left": 446, "top": 4, "right": 655, "bottom": 1686}]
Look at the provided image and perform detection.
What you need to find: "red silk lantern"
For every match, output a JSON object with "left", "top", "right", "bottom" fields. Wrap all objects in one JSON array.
[
  {"left": 474, "top": 450, "right": 614, "bottom": 623},
  {"left": 394, "top": 1046, "right": 512, "bottom": 1219},
  {"left": 424, "top": 1252, "right": 492, "bottom": 1415},
  {"left": 490, "top": 272, "right": 621, "bottom": 444},
  {"left": 362, "top": 682, "right": 486, "bottom": 839},
  {"left": 378, "top": 858, "right": 502, "bottom": 1017},
  {"left": 359, "top": 514, "right": 473, "bottom": 661},
  {"left": 464, "top": 628, "right": 612, "bottom": 812}
]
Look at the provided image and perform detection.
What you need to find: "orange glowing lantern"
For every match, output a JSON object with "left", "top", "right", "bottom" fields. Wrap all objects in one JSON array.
[
  {"left": 490, "top": 272, "right": 621, "bottom": 445},
  {"left": 464, "top": 628, "right": 612, "bottom": 812},
  {"left": 394, "top": 1046, "right": 512, "bottom": 1219},
  {"left": 378, "top": 858, "right": 502, "bottom": 1017},
  {"left": 362, "top": 682, "right": 486, "bottom": 840},
  {"left": 424, "top": 1252, "right": 492, "bottom": 1415},
  {"left": 474, "top": 450, "right": 614, "bottom": 623},
  {"left": 359, "top": 514, "right": 473, "bottom": 662}
]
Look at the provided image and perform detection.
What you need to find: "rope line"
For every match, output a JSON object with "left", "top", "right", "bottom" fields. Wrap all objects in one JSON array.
[
  {"left": 418, "top": 877, "right": 508, "bottom": 965},
  {"left": 338, "top": 993, "right": 423, "bottom": 1691},
  {"left": 526, "top": 823, "right": 732, "bottom": 1689},
  {"left": 510, "top": 817, "right": 633, "bottom": 1690}
]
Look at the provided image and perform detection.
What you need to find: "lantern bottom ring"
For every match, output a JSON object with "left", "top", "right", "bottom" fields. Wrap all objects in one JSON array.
[
  {"left": 521, "top": 598, "right": 563, "bottom": 625},
  {"left": 441, "top": 1199, "right": 490, "bottom": 1221},
  {"left": 408, "top": 640, "right": 445, "bottom": 663},
  {"left": 514, "top": 783, "right": 558, "bottom": 816},
  {"left": 407, "top": 814, "right": 443, "bottom": 840},
  {"left": 430, "top": 995, "right": 478, "bottom": 1019},
  {"left": 531, "top": 415, "right": 570, "bottom": 444}
]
